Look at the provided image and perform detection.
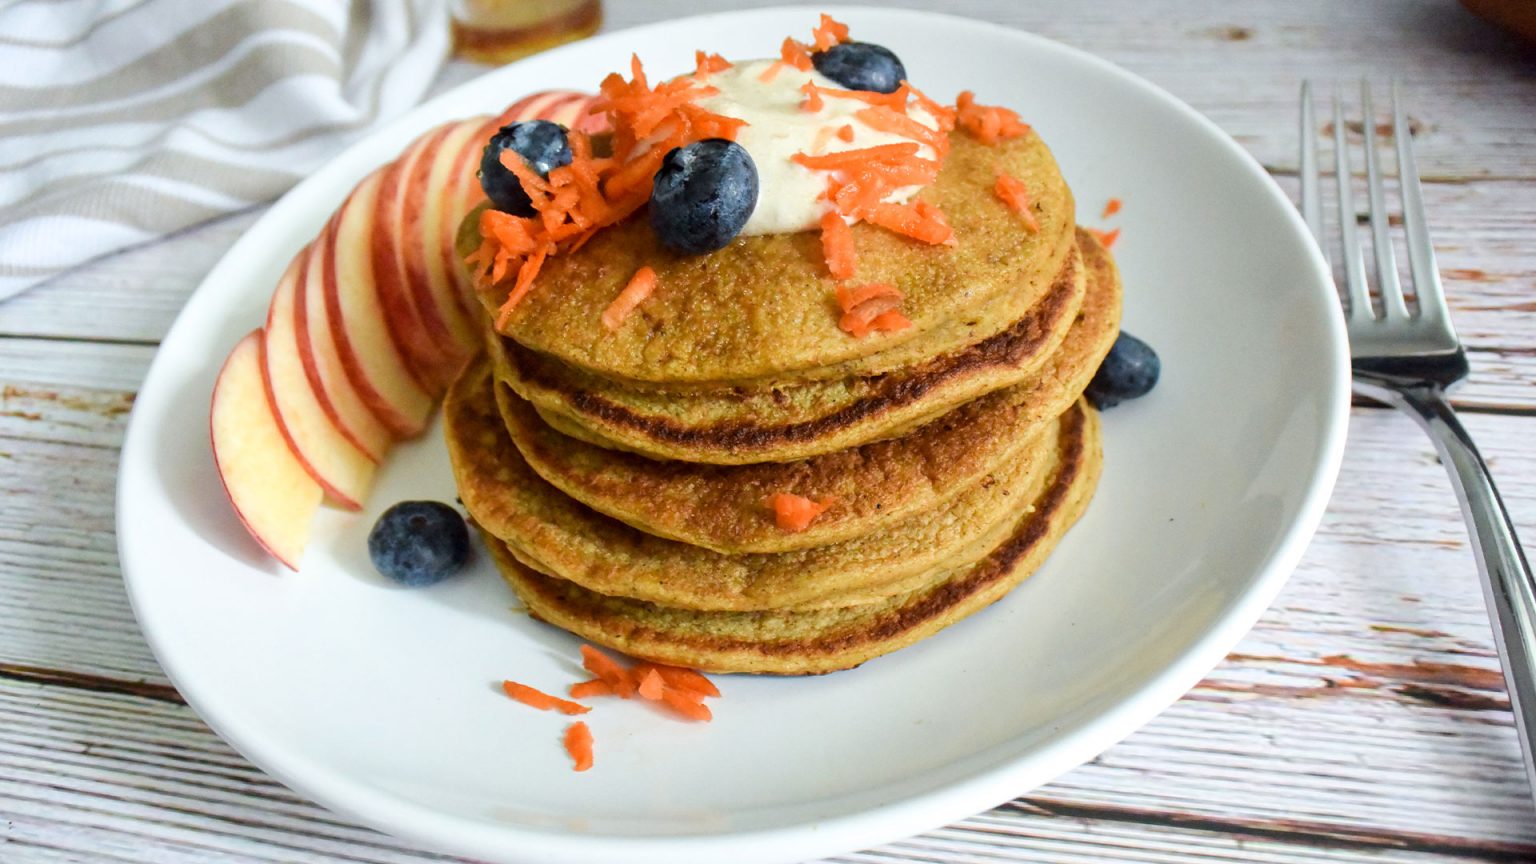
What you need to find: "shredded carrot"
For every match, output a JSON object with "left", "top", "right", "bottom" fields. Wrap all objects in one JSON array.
[
  {"left": 660, "top": 688, "right": 714, "bottom": 722},
  {"left": 694, "top": 50, "right": 732, "bottom": 77},
  {"left": 502, "top": 680, "right": 592, "bottom": 715},
  {"left": 563, "top": 721, "right": 594, "bottom": 771},
  {"left": 993, "top": 171, "right": 1040, "bottom": 233},
  {"left": 780, "top": 37, "right": 813, "bottom": 71},
  {"left": 637, "top": 663, "right": 721, "bottom": 697},
  {"left": 1102, "top": 197, "right": 1122, "bottom": 218},
  {"left": 811, "top": 13, "right": 851, "bottom": 51},
  {"left": 770, "top": 493, "right": 835, "bottom": 531},
  {"left": 601, "top": 265, "right": 658, "bottom": 330},
  {"left": 955, "top": 91, "right": 1032, "bottom": 145},
  {"left": 1088, "top": 227, "right": 1121, "bottom": 249},
  {"left": 868, "top": 309, "right": 912, "bottom": 333},
  {"left": 800, "top": 81, "right": 825, "bottom": 113},
  {"left": 836, "top": 123, "right": 855, "bottom": 142},
  {"left": 835, "top": 281, "right": 901, "bottom": 312},
  {"left": 580, "top": 644, "right": 637, "bottom": 698},
  {"left": 807, "top": 83, "right": 907, "bottom": 111},
  {"left": 471, "top": 53, "right": 745, "bottom": 314},
  {"left": 569, "top": 678, "right": 613, "bottom": 699},
  {"left": 820, "top": 212, "right": 857, "bottom": 280},
  {"left": 865, "top": 200, "right": 954, "bottom": 246},
  {"left": 636, "top": 668, "right": 665, "bottom": 701}
]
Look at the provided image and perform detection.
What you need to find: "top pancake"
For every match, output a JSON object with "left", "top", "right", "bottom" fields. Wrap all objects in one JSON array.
[{"left": 477, "top": 130, "right": 1075, "bottom": 387}]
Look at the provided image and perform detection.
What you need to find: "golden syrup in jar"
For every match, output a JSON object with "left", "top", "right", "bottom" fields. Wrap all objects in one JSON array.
[{"left": 451, "top": 0, "right": 603, "bottom": 65}]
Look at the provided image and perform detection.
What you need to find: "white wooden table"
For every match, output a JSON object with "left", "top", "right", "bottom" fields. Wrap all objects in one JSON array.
[{"left": 4, "top": 1, "right": 1535, "bottom": 861}]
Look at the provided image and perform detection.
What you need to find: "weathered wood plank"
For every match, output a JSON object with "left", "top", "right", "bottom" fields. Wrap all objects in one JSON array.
[
  {"left": 2, "top": 406, "right": 1533, "bottom": 857},
  {"left": 0, "top": 679, "right": 1527, "bottom": 864}
]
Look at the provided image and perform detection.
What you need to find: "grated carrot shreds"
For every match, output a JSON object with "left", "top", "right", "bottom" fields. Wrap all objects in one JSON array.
[
  {"left": 471, "top": 54, "right": 746, "bottom": 315},
  {"left": 636, "top": 668, "right": 666, "bottom": 701},
  {"left": 660, "top": 688, "right": 714, "bottom": 722},
  {"left": 569, "top": 678, "right": 613, "bottom": 699},
  {"left": 1088, "top": 227, "right": 1121, "bottom": 249},
  {"left": 869, "top": 309, "right": 912, "bottom": 333},
  {"left": 601, "top": 265, "right": 658, "bottom": 330},
  {"left": 837, "top": 123, "right": 856, "bottom": 142},
  {"left": 640, "top": 663, "right": 721, "bottom": 697},
  {"left": 780, "top": 37, "right": 813, "bottom": 71},
  {"left": 770, "top": 493, "right": 835, "bottom": 531},
  {"left": 835, "top": 281, "right": 901, "bottom": 312},
  {"left": 820, "top": 212, "right": 857, "bottom": 280},
  {"left": 1102, "top": 197, "right": 1122, "bottom": 218},
  {"left": 855, "top": 106, "right": 948, "bottom": 155},
  {"left": 955, "top": 91, "right": 1032, "bottom": 145},
  {"left": 564, "top": 721, "right": 594, "bottom": 772},
  {"left": 502, "top": 680, "right": 591, "bottom": 715},
  {"left": 801, "top": 81, "right": 825, "bottom": 113},
  {"left": 993, "top": 171, "right": 1040, "bottom": 233},
  {"left": 864, "top": 200, "right": 954, "bottom": 246},
  {"left": 694, "top": 50, "right": 732, "bottom": 77},
  {"left": 580, "top": 644, "right": 637, "bottom": 698},
  {"left": 811, "top": 13, "right": 851, "bottom": 50}
]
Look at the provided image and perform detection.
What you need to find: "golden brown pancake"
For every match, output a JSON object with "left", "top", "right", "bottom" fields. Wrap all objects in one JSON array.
[
  {"left": 490, "top": 240, "right": 1086, "bottom": 464},
  {"left": 448, "top": 362, "right": 1071, "bottom": 611},
  {"left": 492, "top": 229, "right": 1120, "bottom": 551},
  {"left": 480, "top": 402, "right": 1101, "bottom": 675},
  {"left": 480, "top": 131, "right": 1076, "bottom": 387}
]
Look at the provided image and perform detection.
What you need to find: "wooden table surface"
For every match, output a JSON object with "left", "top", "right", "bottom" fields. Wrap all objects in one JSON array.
[{"left": 3, "top": 1, "right": 1535, "bottom": 861}]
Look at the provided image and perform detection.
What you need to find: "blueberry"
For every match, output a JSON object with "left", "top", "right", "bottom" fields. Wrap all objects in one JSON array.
[
  {"left": 811, "top": 42, "right": 906, "bottom": 94},
  {"left": 479, "top": 120, "right": 572, "bottom": 216},
  {"left": 1086, "top": 332, "right": 1161, "bottom": 409},
  {"left": 649, "top": 139, "right": 758, "bottom": 254},
  {"left": 367, "top": 501, "right": 470, "bottom": 587}
]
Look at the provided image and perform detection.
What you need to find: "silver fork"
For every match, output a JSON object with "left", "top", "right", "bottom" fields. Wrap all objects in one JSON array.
[{"left": 1301, "top": 81, "right": 1536, "bottom": 795}]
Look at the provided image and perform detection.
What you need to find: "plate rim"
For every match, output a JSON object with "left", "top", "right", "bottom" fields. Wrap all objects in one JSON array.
[{"left": 116, "top": 6, "right": 1351, "bottom": 863}]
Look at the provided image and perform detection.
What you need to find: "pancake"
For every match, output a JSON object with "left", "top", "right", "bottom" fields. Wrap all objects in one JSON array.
[
  {"left": 491, "top": 228, "right": 1117, "bottom": 465},
  {"left": 497, "top": 377, "right": 1042, "bottom": 554},
  {"left": 447, "top": 362, "right": 1073, "bottom": 611},
  {"left": 480, "top": 402, "right": 1101, "bottom": 675},
  {"left": 491, "top": 242, "right": 1084, "bottom": 465},
  {"left": 494, "top": 229, "right": 1121, "bottom": 550},
  {"left": 480, "top": 131, "right": 1076, "bottom": 388}
]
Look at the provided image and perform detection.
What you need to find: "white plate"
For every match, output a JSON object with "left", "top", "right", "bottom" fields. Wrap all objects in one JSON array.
[{"left": 117, "top": 7, "right": 1349, "bottom": 863}]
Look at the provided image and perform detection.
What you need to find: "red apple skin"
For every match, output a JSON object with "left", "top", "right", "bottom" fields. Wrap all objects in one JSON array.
[
  {"left": 290, "top": 231, "right": 395, "bottom": 461},
  {"left": 389, "top": 122, "right": 473, "bottom": 389},
  {"left": 210, "top": 330, "right": 322, "bottom": 571},
  {"left": 441, "top": 117, "right": 501, "bottom": 326},
  {"left": 322, "top": 169, "right": 435, "bottom": 439},
  {"left": 371, "top": 133, "right": 455, "bottom": 396},
  {"left": 403, "top": 119, "right": 487, "bottom": 369},
  {"left": 262, "top": 255, "right": 376, "bottom": 510}
]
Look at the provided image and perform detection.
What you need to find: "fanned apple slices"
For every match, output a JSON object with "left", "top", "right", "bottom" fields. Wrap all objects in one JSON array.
[{"left": 210, "top": 93, "right": 606, "bottom": 570}]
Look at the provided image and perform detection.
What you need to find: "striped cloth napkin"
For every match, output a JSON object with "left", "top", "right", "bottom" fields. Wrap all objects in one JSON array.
[{"left": 0, "top": 0, "right": 450, "bottom": 301}]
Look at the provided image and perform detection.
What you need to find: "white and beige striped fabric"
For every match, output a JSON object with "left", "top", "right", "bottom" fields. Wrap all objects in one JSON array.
[{"left": 0, "top": 0, "right": 450, "bottom": 301}]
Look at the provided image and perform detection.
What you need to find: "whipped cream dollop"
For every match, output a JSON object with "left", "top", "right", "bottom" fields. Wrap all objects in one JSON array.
[{"left": 690, "top": 59, "right": 940, "bottom": 235}]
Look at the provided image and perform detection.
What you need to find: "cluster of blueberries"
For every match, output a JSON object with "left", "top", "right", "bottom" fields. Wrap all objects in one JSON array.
[{"left": 476, "top": 41, "right": 909, "bottom": 254}]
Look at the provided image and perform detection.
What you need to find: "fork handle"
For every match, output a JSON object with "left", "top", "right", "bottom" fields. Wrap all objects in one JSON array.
[{"left": 1385, "top": 383, "right": 1536, "bottom": 792}]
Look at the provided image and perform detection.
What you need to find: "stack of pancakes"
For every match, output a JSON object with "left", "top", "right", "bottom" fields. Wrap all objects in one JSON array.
[{"left": 446, "top": 131, "right": 1121, "bottom": 674}]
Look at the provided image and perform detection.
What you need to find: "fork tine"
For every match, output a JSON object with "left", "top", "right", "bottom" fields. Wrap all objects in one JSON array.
[
  {"left": 1361, "top": 81, "right": 1410, "bottom": 320},
  {"left": 1299, "top": 82, "right": 1327, "bottom": 262},
  {"left": 1393, "top": 81, "right": 1449, "bottom": 328},
  {"left": 1332, "top": 88, "right": 1373, "bottom": 319}
]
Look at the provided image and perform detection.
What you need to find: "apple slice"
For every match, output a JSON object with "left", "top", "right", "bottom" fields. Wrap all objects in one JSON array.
[
  {"left": 402, "top": 118, "right": 488, "bottom": 370},
  {"left": 383, "top": 121, "right": 471, "bottom": 391},
  {"left": 293, "top": 229, "right": 394, "bottom": 461},
  {"left": 412, "top": 116, "right": 496, "bottom": 344},
  {"left": 211, "top": 330, "right": 323, "bottom": 570},
  {"left": 373, "top": 126, "right": 461, "bottom": 395},
  {"left": 324, "top": 168, "right": 436, "bottom": 438},
  {"left": 263, "top": 256, "right": 376, "bottom": 510},
  {"left": 437, "top": 117, "right": 501, "bottom": 333}
]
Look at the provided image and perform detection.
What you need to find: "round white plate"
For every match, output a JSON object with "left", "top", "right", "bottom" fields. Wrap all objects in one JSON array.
[{"left": 118, "top": 7, "right": 1349, "bottom": 864}]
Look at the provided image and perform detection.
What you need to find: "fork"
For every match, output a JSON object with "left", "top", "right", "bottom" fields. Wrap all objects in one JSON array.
[{"left": 1300, "top": 81, "right": 1536, "bottom": 795}]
